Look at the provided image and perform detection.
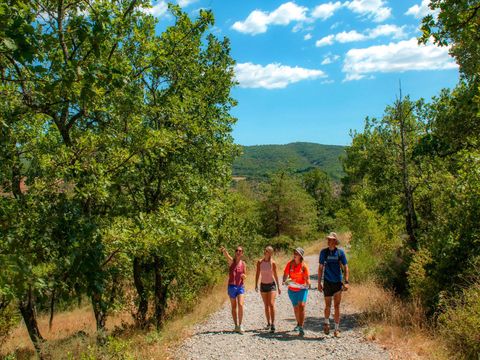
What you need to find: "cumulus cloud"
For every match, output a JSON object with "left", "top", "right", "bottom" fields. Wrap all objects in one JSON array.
[
  {"left": 232, "top": 2, "right": 307, "bottom": 35},
  {"left": 405, "top": 0, "right": 438, "bottom": 19},
  {"left": 311, "top": 1, "right": 343, "bottom": 20},
  {"left": 321, "top": 54, "right": 340, "bottom": 65},
  {"left": 177, "top": 0, "right": 198, "bottom": 7},
  {"left": 343, "top": 37, "right": 458, "bottom": 81},
  {"left": 315, "top": 24, "right": 406, "bottom": 47},
  {"left": 143, "top": 1, "right": 168, "bottom": 17},
  {"left": 234, "top": 62, "right": 326, "bottom": 89},
  {"left": 316, "top": 34, "right": 335, "bottom": 47},
  {"left": 304, "top": 33, "right": 313, "bottom": 40},
  {"left": 345, "top": 0, "right": 391, "bottom": 22}
]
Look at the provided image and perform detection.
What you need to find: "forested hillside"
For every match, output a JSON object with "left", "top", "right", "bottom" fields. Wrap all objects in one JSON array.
[{"left": 233, "top": 142, "right": 345, "bottom": 181}]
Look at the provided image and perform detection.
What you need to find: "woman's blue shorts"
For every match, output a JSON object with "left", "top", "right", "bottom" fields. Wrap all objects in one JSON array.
[
  {"left": 228, "top": 284, "right": 245, "bottom": 299},
  {"left": 288, "top": 289, "right": 308, "bottom": 306}
]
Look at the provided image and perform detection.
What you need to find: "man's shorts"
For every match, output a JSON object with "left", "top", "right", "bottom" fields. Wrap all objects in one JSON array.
[
  {"left": 228, "top": 284, "right": 245, "bottom": 299},
  {"left": 323, "top": 280, "right": 343, "bottom": 297},
  {"left": 288, "top": 289, "right": 308, "bottom": 306}
]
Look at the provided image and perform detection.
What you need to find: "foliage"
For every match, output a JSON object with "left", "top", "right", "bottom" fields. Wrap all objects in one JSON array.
[
  {"left": 438, "top": 278, "right": 480, "bottom": 359},
  {"left": 233, "top": 142, "right": 345, "bottom": 181},
  {"left": 0, "top": 0, "right": 239, "bottom": 351},
  {"left": 260, "top": 172, "right": 316, "bottom": 240},
  {"left": 302, "top": 168, "right": 336, "bottom": 232}
]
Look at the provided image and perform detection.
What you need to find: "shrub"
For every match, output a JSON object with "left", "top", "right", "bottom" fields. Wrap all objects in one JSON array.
[
  {"left": 438, "top": 280, "right": 480, "bottom": 359},
  {"left": 0, "top": 301, "right": 18, "bottom": 346}
]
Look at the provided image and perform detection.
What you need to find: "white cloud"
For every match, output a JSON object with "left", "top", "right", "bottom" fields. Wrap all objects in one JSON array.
[
  {"left": 316, "top": 34, "right": 335, "bottom": 47},
  {"left": 405, "top": 0, "right": 438, "bottom": 19},
  {"left": 321, "top": 54, "right": 340, "bottom": 65},
  {"left": 144, "top": 1, "right": 168, "bottom": 17},
  {"left": 177, "top": 0, "right": 198, "bottom": 7},
  {"left": 234, "top": 62, "right": 326, "bottom": 89},
  {"left": 304, "top": 33, "right": 313, "bottom": 40},
  {"left": 311, "top": 1, "right": 343, "bottom": 20},
  {"left": 336, "top": 30, "right": 367, "bottom": 42},
  {"left": 232, "top": 2, "right": 307, "bottom": 35},
  {"left": 322, "top": 79, "right": 335, "bottom": 84},
  {"left": 316, "top": 24, "right": 406, "bottom": 47},
  {"left": 343, "top": 37, "right": 458, "bottom": 81},
  {"left": 345, "top": 0, "right": 391, "bottom": 22}
]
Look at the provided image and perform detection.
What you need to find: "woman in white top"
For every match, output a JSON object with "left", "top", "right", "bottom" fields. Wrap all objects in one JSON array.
[{"left": 255, "top": 246, "right": 281, "bottom": 333}]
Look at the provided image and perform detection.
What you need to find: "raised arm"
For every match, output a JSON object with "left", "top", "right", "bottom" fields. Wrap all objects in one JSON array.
[{"left": 220, "top": 246, "right": 233, "bottom": 266}]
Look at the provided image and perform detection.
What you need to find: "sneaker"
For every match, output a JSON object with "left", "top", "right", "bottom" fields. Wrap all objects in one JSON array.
[
  {"left": 234, "top": 325, "right": 240, "bottom": 333},
  {"left": 264, "top": 324, "right": 271, "bottom": 330},
  {"left": 323, "top": 323, "right": 330, "bottom": 335},
  {"left": 270, "top": 324, "right": 276, "bottom": 333},
  {"left": 293, "top": 325, "right": 301, "bottom": 332},
  {"left": 298, "top": 327, "right": 305, "bottom": 337},
  {"left": 239, "top": 325, "right": 245, "bottom": 334},
  {"left": 334, "top": 330, "right": 340, "bottom": 337}
]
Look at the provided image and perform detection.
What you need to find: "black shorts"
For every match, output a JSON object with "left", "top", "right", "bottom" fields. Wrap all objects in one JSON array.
[
  {"left": 260, "top": 282, "right": 277, "bottom": 292},
  {"left": 323, "top": 281, "right": 343, "bottom": 297}
]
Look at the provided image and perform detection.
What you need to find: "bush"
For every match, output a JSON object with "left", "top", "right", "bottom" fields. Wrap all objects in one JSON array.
[
  {"left": 438, "top": 280, "right": 480, "bottom": 359},
  {"left": 335, "top": 199, "right": 402, "bottom": 283},
  {"left": 0, "top": 301, "right": 18, "bottom": 346}
]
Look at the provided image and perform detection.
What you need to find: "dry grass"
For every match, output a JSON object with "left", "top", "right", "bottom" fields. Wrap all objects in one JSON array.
[
  {"left": 347, "top": 281, "right": 450, "bottom": 360},
  {"left": 1, "top": 283, "right": 228, "bottom": 359}
]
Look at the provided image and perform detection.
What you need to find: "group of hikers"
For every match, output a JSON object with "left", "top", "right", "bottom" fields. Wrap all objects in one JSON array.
[{"left": 220, "top": 232, "right": 349, "bottom": 337}]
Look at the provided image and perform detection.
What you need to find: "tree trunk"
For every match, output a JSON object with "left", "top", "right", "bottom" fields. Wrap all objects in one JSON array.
[
  {"left": 91, "top": 291, "right": 107, "bottom": 343},
  {"left": 397, "top": 94, "right": 418, "bottom": 250},
  {"left": 133, "top": 257, "right": 148, "bottom": 328},
  {"left": 153, "top": 256, "right": 168, "bottom": 330},
  {"left": 19, "top": 288, "right": 44, "bottom": 355}
]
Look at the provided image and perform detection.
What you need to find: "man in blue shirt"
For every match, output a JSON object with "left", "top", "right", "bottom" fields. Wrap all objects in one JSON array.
[{"left": 318, "top": 232, "right": 349, "bottom": 337}]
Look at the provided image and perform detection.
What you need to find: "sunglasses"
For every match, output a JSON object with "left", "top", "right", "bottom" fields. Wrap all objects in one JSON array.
[{"left": 235, "top": 249, "right": 243, "bottom": 253}]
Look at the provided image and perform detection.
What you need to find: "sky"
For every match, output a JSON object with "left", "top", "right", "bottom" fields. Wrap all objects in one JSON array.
[{"left": 147, "top": 0, "right": 459, "bottom": 146}]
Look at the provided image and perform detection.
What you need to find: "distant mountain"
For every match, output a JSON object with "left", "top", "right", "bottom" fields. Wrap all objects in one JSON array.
[{"left": 233, "top": 142, "right": 346, "bottom": 181}]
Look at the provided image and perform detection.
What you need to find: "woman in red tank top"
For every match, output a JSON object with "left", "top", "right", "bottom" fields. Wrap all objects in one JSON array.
[{"left": 221, "top": 245, "right": 247, "bottom": 333}]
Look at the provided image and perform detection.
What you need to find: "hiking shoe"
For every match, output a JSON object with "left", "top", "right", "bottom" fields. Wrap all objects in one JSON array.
[
  {"left": 334, "top": 330, "right": 340, "bottom": 337},
  {"left": 298, "top": 327, "right": 305, "bottom": 337},
  {"left": 270, "top": 325, "right": 276, "bottom": 333},
  {"left": 293, "top": 325, "right": 301, "bottom": 332},
  {"left": 239, "top": 325, "right": 245, "bottom": 334},
  {"left": 323, "top": 323, "right": 330, "bottom": 335}
]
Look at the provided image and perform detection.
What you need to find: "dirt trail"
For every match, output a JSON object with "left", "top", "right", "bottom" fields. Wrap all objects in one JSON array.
[{"left": 175, "top": 255, "right": 389, "bottom": 360}]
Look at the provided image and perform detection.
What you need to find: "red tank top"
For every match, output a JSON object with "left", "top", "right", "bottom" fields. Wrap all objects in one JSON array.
[{"left": 229, "top": 260, "right": 245, "bottom": 286}]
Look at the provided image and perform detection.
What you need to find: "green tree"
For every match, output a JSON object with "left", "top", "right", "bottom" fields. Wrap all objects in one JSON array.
[
  {"left": 302, "top": 168, "right": 335, "bottom": 232},
  {"left": 261, "top": 172, "right": 316, "bottom": 239}
]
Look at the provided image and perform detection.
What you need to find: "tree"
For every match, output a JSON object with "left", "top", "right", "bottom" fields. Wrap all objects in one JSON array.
[
  {"left": 261, "top": 172, "right": 316, "bottom": 239},
  {"left": 302, "top": 168, "right": 335, "bottom": 232}
]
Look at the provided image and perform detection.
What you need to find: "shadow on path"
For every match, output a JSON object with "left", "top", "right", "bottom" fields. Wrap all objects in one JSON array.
[
  {"left": 283, "top": 313, "right": 363, "bottom": 333},
  {"left": 252, "top": 330, "right": 326, "bottom": 342}
]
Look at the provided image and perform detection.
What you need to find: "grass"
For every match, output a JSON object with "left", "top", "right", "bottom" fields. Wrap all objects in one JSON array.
[
  {"left": 1, "top": 281, "right": 229, "bottom": 360},
  {"left": 348, "top": 281, "right": 450, "bottom": 360}
]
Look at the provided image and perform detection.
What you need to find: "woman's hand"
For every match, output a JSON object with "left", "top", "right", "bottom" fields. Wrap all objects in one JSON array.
[
  {"left": 278, "top": 287, "right": 282, "bottom": 295},
  {"left": 241, "top": 274, "right": 246, "bottom": 280},
  {"left": 318, "top": 283, "right": 323, "bottom": 292}
]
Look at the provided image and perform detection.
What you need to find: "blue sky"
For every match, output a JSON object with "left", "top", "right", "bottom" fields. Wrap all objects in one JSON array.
[{"left": 148, "top": 0, "right": 459, "bottom": 146}]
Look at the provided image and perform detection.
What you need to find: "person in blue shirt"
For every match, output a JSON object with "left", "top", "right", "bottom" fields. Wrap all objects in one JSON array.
[{"left": 318, "top": 232, "right": 349, "bottom": 337}]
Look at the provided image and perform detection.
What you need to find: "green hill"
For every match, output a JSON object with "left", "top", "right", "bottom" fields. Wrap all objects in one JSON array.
[{"left": 233, "top": 142, "right": 346, "bottom": 181}]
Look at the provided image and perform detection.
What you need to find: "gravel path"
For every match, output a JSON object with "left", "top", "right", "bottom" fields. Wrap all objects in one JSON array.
[{"left": 176, "top": 255, "right": 389, "bottom": 360}]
